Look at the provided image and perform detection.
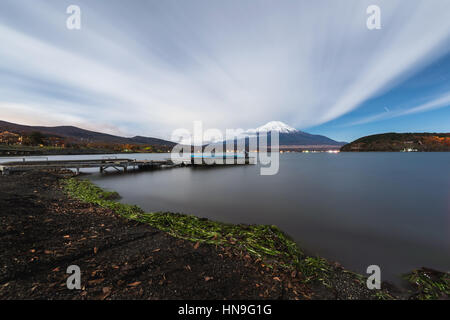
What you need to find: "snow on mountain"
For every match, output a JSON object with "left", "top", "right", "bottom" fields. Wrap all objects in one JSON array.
[
  {"left": 249, "top": 121, "right": 298, "bottom": 133},
  {"left": 242, "top": 121, "right": 344, "bottom": 146}
]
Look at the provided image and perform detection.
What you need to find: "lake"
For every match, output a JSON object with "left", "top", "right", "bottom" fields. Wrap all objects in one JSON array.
[{"left": 3, "top": 152, "right": 449, "bottom": 283}]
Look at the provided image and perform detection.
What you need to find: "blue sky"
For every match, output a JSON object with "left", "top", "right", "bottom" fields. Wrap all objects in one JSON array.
[
  {"left": 0, "top": 0, "right": 449, "bottom": 142},
  {"left": 310, "top": 52, "right": 450, "bottom": 142}
]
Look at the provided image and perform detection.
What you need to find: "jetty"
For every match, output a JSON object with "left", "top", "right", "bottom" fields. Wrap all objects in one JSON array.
[{"left": 0, "top": 154, "right": 255, "bottom": 175}]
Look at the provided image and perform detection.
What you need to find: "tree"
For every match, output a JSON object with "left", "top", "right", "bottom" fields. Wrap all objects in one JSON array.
[{"left": 28, "top": 131, "right": 45, "bottom": 145}]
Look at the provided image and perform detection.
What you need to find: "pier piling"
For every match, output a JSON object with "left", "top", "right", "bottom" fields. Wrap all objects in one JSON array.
[{"left": 0, "top": 155, "right": 255, "bottom": 175}]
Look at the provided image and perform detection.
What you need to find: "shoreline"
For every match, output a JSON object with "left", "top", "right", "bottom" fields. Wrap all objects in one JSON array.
[{"left": 0, "top": 170, "right": 448, "bottom": 299}]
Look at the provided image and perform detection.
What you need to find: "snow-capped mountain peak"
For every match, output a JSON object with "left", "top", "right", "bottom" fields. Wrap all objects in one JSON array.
[{"left": 255, "top": 121, "right": 298, "bottom": 133}]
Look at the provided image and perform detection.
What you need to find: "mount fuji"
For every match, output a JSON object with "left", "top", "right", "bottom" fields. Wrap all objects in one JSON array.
[
  {"left": 208, "top": 121, "right": 345, "bottom": 150},
  {"left": 247, "top": 121, "right": 345, "bottom": 147},
  {"left": 250, "top": 121, "right": 299, "bottom": 134}
]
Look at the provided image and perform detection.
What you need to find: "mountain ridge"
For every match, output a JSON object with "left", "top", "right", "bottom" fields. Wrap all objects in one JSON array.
[
  {"left": 341, "top": 132, "right": 450, "bottom": 152},
  {"left": 0, "top": 120, "right": 175, "bottom": 147},
  {"left": 0, "top": 119, "right": 345, "bottom": 149}
]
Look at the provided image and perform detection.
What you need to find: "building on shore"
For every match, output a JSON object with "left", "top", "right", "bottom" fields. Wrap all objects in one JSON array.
[{"left": 0, "top": 131, "right": 22, "bottom": 145}]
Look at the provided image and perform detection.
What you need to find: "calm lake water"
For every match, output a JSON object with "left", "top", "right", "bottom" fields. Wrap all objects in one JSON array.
[{"left": 3, "top": 152, "right": 449, "bottom": 283}]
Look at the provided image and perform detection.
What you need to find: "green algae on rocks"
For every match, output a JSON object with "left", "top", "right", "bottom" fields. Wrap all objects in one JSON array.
[
  {"left": 63, "top": 177, "right": 449, "bottom": 300},
  {"left": 63, "top": 178, "right": 330, "bottom": 280}
]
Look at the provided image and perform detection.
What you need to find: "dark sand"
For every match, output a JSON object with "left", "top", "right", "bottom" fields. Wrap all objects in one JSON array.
[{"left": 0, "top": 171, "right": 413, "bottom": 300}]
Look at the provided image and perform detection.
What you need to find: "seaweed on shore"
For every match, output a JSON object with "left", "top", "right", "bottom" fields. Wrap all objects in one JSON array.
[
  {"left": 63, "top": 177, "right": 449, "bottom": 300},
  {"left": 403, "top": 268, "right": 450, "bottom": 300},
  {"left": 63, "top": 178, "right": 331, "bottom": 281},
  {"left": 63, "top": 178, "right": 305, "bottom": 266}
]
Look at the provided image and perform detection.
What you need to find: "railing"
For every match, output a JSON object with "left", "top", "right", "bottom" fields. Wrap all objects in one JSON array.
[{"left": 0, "top": 156, "right": 49, "bottom": 163}]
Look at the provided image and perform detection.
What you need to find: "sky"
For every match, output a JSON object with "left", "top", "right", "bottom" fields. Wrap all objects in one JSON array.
[{"left": 0, "top": 0, "right": 449, "bottom": 142}]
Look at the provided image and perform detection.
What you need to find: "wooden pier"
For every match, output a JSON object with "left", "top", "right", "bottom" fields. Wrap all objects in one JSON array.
[
  {"left": 0, "top": 158, "right": 177, "bottom": 175},
  {"left": 0, "top": 155, "right": 255, "bottom": 175}
]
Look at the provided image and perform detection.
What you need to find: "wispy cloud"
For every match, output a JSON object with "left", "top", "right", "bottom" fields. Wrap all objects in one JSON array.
[
  {"left": 0, "top": 0, "right": 449, "bottom": 139},
  {"left": 349, "top": 93, "right": 450, "bottom": 126}
]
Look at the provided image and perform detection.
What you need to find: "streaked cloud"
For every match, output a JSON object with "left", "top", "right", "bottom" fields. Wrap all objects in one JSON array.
[
  {"left": 0, "top": 0, "right": 449, "bottom": 139},
  {"left": 349, "top": 93, "right": 450, "bottom": 126}
]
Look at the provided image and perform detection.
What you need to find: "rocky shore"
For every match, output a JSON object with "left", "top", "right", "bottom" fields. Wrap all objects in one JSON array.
[{"left": 0, "top": 171, "right": 448, "bottom": 300}]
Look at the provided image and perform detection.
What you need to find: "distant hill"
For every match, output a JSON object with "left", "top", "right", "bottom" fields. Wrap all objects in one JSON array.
[
  {"left": 277, "top": 131, "right": 346, "bottom": 146},
  {"left": 0, "top": 120, "right": 175, "bottom": 147},
  {"left": 341, "top": 133, "right": 450, "bottom": 152}
]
